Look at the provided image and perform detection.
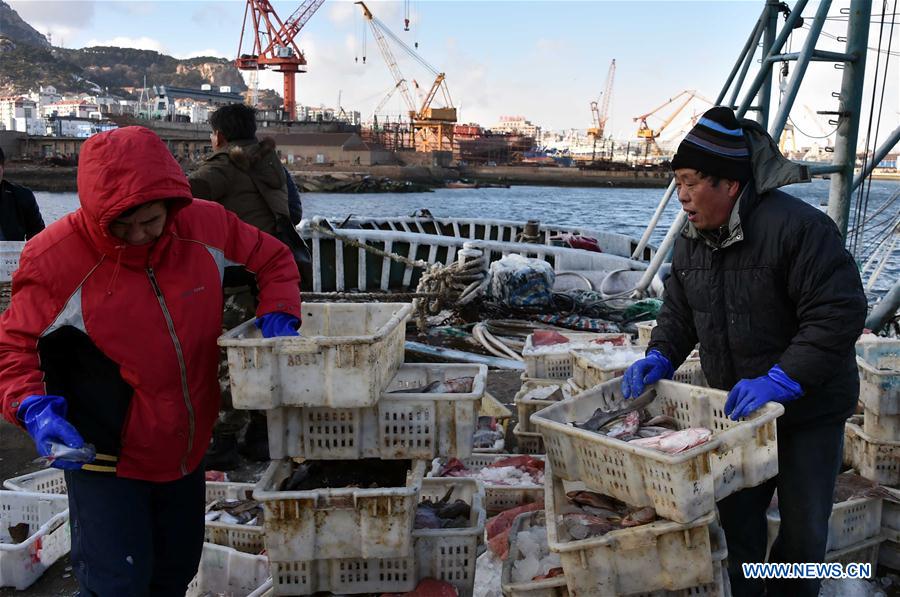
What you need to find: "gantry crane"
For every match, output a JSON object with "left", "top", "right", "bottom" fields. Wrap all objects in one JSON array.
[
  {"left": 236, "top": 0, "right": 325, "bottom": 119},
  {"left": 356, "top": 1, "right": 456, "bottom": 152},
  {"left": 588, "top": 58, "right": 616, "bottom": 161},
  {"left": 633, "top": 89, "right": 710, "bottom": 155}
]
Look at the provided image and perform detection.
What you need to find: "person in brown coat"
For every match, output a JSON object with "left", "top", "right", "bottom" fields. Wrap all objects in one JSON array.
[{"left": 189, "top": 103, "right": 300, "bottom": 469}]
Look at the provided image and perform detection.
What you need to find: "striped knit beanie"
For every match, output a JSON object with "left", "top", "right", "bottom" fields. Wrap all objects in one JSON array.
[{"left": 671, "top": 106, "right": 751, "bottom": 182}]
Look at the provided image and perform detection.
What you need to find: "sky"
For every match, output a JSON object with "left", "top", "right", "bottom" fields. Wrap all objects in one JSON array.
[{"left": 7, "top": 0, "right": 900, "bottom": 147}]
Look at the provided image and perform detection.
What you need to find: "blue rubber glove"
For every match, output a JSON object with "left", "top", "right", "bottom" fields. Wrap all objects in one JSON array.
[
  {"left": 621, "top": 349, "right": 675, "bottom": 398},
  {"left": 17, "top": 395, "right": 88, "bottom": 470},
  {"left": 255, "top": 312, "right": 300, "bottom": 338},
  {"left": 725, "top": 365, "right": 803, "bottom": 421}
]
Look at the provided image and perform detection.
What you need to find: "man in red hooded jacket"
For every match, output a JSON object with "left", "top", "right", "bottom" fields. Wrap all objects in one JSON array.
[{"left": 0, "top": 126, "right": 302, "bottom": 596}]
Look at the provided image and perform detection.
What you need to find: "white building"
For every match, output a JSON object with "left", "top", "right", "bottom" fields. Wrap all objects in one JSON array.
[
  {"left": 47, "top": 116, "right": 118, "bottom": 138},
  {"left": 174, "top": 99, "right": 209, "bottom": 124},
  {"left": 296, "top": 104, "right": 362, "bottom": 125},
  {"left": 0, "top": 96, "right": 42, "bottom": 135},
  {"left": 492, "top": 115, "right": 541, "bottom": 140},
  {"left": 42, "top": 100, "right": 102, "bottom": 120}
]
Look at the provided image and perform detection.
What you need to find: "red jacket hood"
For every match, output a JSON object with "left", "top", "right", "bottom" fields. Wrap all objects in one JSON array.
[{"left": 76, "top": 126, "right": 193, "bottom": 255}]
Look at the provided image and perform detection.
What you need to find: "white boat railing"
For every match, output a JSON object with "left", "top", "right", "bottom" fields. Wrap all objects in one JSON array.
[
  {"left": 300, "top": 217, "right": 649, "bottom": 293},
  {"left": 327, "top": 215, "right": 655, "bottom": 262}
]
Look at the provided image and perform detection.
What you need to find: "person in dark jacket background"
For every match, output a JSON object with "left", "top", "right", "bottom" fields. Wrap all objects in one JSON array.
[
  {"left": 622, "top": 107, "right": 867, "bottom": 597},
  {"left": 189, "top": 103, "right": 303, "bottom": 469},
  {"left": 0, "top": 147, "right": 45, "bottom": 240}
]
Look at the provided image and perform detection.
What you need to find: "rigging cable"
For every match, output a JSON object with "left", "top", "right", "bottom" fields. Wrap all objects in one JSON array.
[{"left": 849, "top": 0, "right": 895, "bottom": 258}]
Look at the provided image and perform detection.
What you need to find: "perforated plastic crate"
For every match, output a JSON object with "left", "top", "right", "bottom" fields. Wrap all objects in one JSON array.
[
  {"left": 513, "top": 423, "right": 545, "bottom": 455},
  {"left": 767, "top": 496, "right": 883, "bottom": 553},
  {"left": 186, "top": 542, "right": 271, "bottom": 597},
  {"left": 823, "top": 534, "right": 883, "bottom": 574},
  {"left": 205, "top": 481, "right": 264, "bottom": 555},
  {"left": 428, "top": 454, "right": 544, "bottom": 514},
  {"left": 545, "top": 473, "right": 724, "bottom": 596},
  {"left": 636, "top": 320, "right": 657, "bottom": 346},
  {"left": 844, "top": 417, "right": 900, "bottom": 486},
  {"left": 253, "top": 459, "right": 426, "bottom": 562},
  {"left": 501, "top": 511, "right": 569, "bottom": 597},
  {"left": 0, "top": 491, "right": 70, "bottom": 590},
  {"left": 267, "top": 363, "right": 486, "bottom": 460},
  {"left": 515, "top": 379, "right": 579, "bottom": 433},
  {"left": 862, "top": 406, "right": 900, "bottom": 442},
  {"left": 3, "top": 469, "right": 67, "bottom": 494},
  {"left": 570, "top": 346, "right": 650, "bottom": 388},
  {"left": 880, "top": 537, "right": 900, "bottom": 571},
  {"left": 522, "top": 332, "right": 631, "bottom": 381},
  {"left": 856, "top": 338, "right": 900, "bottom": 416},
  {"left": 883, "top": 487, "right": 900, "bottom": 531},
  {"left": 265, "top": 477, "right": 485, "bottom": 596},
  {"left": 219, "top": 302, "right": 412, "bottom": 409},
  {"left": 0, "top": 241, "right": 25, "bottom": 283},
  {"left": 531, "top": 379, "right": 783, "bottom": 524}
]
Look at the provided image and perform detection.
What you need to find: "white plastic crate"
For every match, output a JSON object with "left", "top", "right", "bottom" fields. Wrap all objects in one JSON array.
[
  {"left": 823, "top": 534, "right": 883, "bottom": 573},
  {"left": 253, "top": 459, "right": 425, "bottom": 561},
  {"left": 880, "top": 536, "right": 900, "bottom": 571},
  {"left": 767, "top": 496, "right": 883, "bottom": 553},
  {"left": 205, "top": 481, "right": 264, "bottom": 555},
  {"left": 513, "top": 423, "right": 545, "bottom": 455},
  {"left": 884, "top": 487, "right": 900, "bottom": 531},
  {"left": 522, "top": 332, "right": 631, "bottom": 381},
  {"left": 844, "top": 417, "right": 900, "bottom": 486},
  {"left": 0, "top": 242, "right": 25, "bottom": 283},
  {"left": 862, "top": 406, "right": 900, "bottom": 442},
  {"left": 856, "top": 338, "right": 900, "bottom": 416},
  {"left": 501, "top": 511, "right": 570, "bottom": 597},
  {"left": 266, "top": 477, "right": 485, "bottom": 596},
  {"left": 545, "top": 473, "right": 724, "bottom": 596},
  {"left": 219, "top": 302, "right": 412, "bottom": 410},
  {"left": 428, "top": 454, "right": 544, "bottom": 514},
  {"left": 0, "top": 491, "right": 70, "bottom": 590},
  {"left": 186, "top": 542, "right": 271, "bottom": 597},
  {"left": 515, "top": 379, "right": 579, "bottom": 433},
  {"left": 570, "top": 346, "right": 649, "bottom": 389},
  {"left": 636, "top": 320, "right": 657, "bottom": 346},
  {"left": 3, "top": 469, "right": 67, "bottom": 494},
  {"left": 626, "top": 554, "right": 731, "bottom": 597},
  {"left": 411, "top": 478, "right": 485, "bottom": 597},
  {"left": 531, "top": 379, "right": 783, "bottom": 524},
  {"left": 267, "top": 363, "right": 487, "bottom": 460}
]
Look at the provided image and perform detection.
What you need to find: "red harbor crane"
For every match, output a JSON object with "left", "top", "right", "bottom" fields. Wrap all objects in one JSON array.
[{"left": 235, "top": 0, "right": 325, "bottom": 119}]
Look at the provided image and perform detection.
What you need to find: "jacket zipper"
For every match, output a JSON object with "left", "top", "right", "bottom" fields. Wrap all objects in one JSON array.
[{"left": 147, "top": 267, "right": 195, "bottom": 476}]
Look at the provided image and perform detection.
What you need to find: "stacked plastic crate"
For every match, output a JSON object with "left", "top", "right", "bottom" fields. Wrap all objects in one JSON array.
[
  {"left": 851, "top": 336, "right": 900, "bottom": 570},
  {"left": 218, "top": 302, "right": 486, "bottom": 596},
  {"left": 514, "top": 332, "right": 632, "bottom": 454},
  {"left": 520, "top": 378, "right": 783, "bottom": 595}
]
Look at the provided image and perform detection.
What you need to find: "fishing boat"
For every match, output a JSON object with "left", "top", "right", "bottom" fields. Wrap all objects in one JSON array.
[{"left": 299, "top": 214, "right": 660, "bottom": 295}]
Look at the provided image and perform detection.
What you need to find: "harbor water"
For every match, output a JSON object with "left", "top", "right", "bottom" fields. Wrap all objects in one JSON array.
[{"left": 34, "top": 179, "right": 899, "bottom": 297}]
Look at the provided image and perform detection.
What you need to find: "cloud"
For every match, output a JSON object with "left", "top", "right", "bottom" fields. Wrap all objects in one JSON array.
[
  {"left": 8, "top": 0, "right": 96, "bottom": 47},
  {"left": 83, "top": 36, "right": 167, "bottom": 53},
  {"left": 327, "top": 2, "right": 355, "bottom": 25},
  {"left": 175, "top": 48, "right": 228, "bottom": 60}
]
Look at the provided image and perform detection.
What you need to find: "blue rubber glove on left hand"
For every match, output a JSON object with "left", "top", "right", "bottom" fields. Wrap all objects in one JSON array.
[
  {"left": 621, "top": 349, "right": 675, "bottom": 398},
  {"left": 17, "top": 395, "right": 89, "bottom": 470},
  {"left": 255, "top": 312, "right": 300, "bottom": 338},
  {"left": 725, "top": 365, "right": 802, "bottom": 420}
]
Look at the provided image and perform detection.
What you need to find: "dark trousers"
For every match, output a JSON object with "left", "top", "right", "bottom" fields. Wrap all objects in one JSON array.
[
  {"left": 717, "top": 420, "right": 845, "bottom": 597},
  {"left": 64, "top": 465, "right": 206, "bottom": 597}
]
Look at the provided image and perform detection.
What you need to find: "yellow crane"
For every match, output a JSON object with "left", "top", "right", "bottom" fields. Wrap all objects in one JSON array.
[
  {"left": 633, "top": 90, "right": 710, "bottom": 154},
  {"left": 356, "top": 1, "right": 456, "bottom": 152},
  {"left": 588, "top": 58, "right": 616, "bottom": 161}
]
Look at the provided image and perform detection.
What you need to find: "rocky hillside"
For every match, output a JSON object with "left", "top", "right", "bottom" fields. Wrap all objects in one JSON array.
[
  {"left": 0, "top": 0, "right": 246, "bottom": 96},
  {"left": 0, "top": 0, "right": 49, "bottom": 48}
]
